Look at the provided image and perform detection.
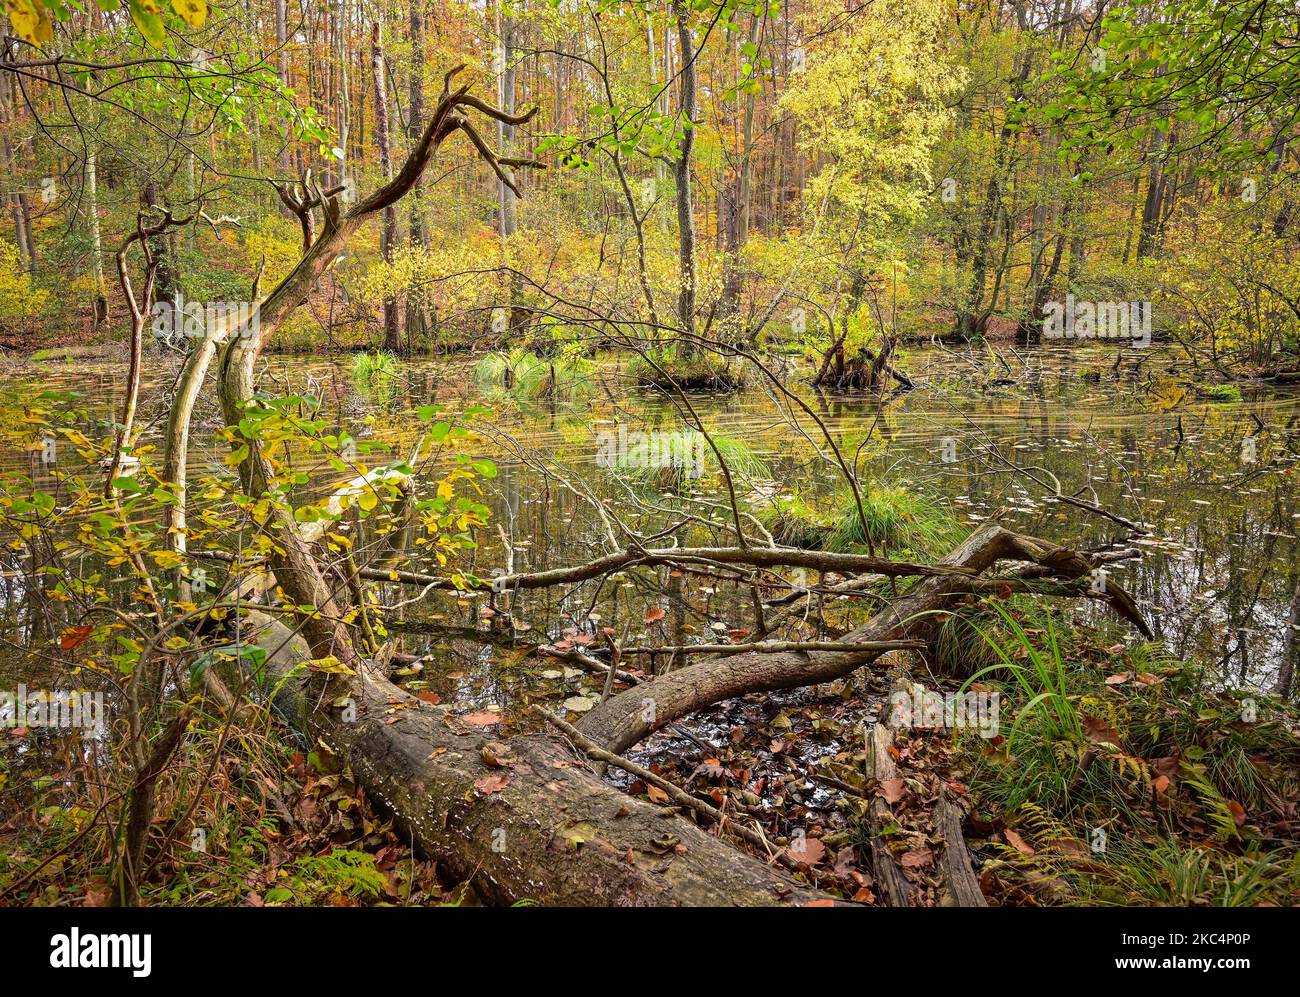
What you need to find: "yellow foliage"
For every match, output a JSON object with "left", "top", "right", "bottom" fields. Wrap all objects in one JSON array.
[
  {"left": 0, "top": 240, "right": 49, "bottom": 328},
  {"left": 1160, "top": 204, "right": 1300, "bottom": 364}
]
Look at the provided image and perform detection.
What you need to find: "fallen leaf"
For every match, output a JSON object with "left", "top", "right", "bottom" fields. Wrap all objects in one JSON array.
[
  {"left": 1227, "top": 800, "right": 1247, "bottom": 827},
  {"left": 644, "top": 606, "right": 666, "bottom": 624},
  {"left": 789, "top": 837, "right": 826, "bottom": 866},
  {"left": 460, "top": 710, "right": 501, "bottom": 726},
  {"left": 1081, "top": 714, "right": 1123, "bottom": 748},
  {"left": 1053, "top": 839, "right": 1089, "bottom": 858},
  {"left": 480, "top": 742, "right": 514, "bottom": 768},
  {"left": 415, "top": 691, "right": 441, "bottom": 705},
  {"left": 1003, "top": 829, "right": 1035, "bottom": 855},
  {"left": 900, "top": 848, "right": 933, "bottom": 869},
  {"left": 474, "top": 774, "right": 508, "bottom": 794},
  {"left": 877, "top": 778, "right": 906, "bottom": 804},
  {"left": 305, "top": 655, "right": 355, "bottom": 676}
]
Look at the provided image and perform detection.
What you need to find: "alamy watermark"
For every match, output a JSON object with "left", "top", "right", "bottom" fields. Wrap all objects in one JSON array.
[
  {"left": 596, "top": 426, "right": 707, "bottom": 479},
  {"left": 889, "top": 685, "right": 1000, "bottom": 738},
  {"left": 1042, "top": 295, "right": 1151, "bottom": 347},
  {"left": 50, "top": 930, "right": 151, "bottom": 977},
  {"left": 1, "top": 684, "right": 105, "bottom": 735},
  {"left": 151, "top": 293, "right": 260, "bottom": 349}
]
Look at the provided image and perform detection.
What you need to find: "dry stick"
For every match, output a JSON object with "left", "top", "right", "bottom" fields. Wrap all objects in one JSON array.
[
  {"left": 539, "top": 644, "right": 644, "bottom": 686},
  {"left": 534, "top": 706, "right": 816, "bottom": 879},
  {"left": 197, "top": 544, "right": 978, "bottom": 590}
]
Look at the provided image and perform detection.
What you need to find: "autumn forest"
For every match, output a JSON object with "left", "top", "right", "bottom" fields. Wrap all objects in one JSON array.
[{"left": 0, "top": 0, "right": 1297, "bottom": 924}]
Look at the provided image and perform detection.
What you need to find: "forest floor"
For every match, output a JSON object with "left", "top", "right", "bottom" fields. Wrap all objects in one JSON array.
[{"left": 5, "top": 614, "right": 1296, "bottom": 907}]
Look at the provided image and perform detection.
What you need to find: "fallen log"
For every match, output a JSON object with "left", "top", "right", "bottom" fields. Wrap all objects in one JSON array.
[
  {"left": 577, "top": 522, "right": 1149, "bottom": 755},
  {"left": 245, "top": 612, "right": 838, "bottom": 906},
  {"left": 865, "top": 705, "right": 912, "bottom": 907},
  {"left": 935, "top": 788, "right": 987, "bottom": 908}
]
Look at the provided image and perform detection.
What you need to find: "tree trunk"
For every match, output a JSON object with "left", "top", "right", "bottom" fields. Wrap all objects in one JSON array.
[
  {"left": 249, "top": 612, "right": 836, "bottom": 906},
  {"left": 1276, "top": 577, "right": 1300, "bottom": 699},
  {"left": 672, "top": 0, "right": 697, "bottom": 356},
  {"left": 276, "top": 0, "right": 291, "bottom": 179},
  {"left": 578, "top": 523, "right": 1148, "bottom": 754},
  {"left": 496, "top": 7, "right": 525, "bottom": 333},
  {"left": 720, "top": 11, "right": 761, "bottom": 331},
  {"left": 85, "top": 151, "right": 105, "bottom": 316},
  {"left": 405, "top": 0, "right": 431, "bottom": 347},
  {"left": 372, "top": 20, "right": 402, "bottom": 352}
]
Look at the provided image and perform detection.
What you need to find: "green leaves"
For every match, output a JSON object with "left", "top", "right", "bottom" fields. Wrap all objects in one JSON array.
[
  {"left": 6, "top": 0, "right": 205, "bottom": 49},
  {"left": 1043, "top": 0, "right": 1300, "bottom": 169}
]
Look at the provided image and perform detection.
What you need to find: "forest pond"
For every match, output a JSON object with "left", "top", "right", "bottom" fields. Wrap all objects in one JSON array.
[{"left": 3, "top": 341, "right": 1295, "bottom": 714}]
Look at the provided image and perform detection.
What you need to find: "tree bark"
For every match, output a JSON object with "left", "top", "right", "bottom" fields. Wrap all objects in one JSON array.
[
  {"left": 372, "top": 20, "right": 401, "bottom": 352},
  {"left": 672, "top": 0, "right": 697, "bottom": 355},
  {"left": 249, "top": 612, "right": 837, "bottom": 906},
  {"left": 405, "top": 0, "right": 431, "bottom": 346}
]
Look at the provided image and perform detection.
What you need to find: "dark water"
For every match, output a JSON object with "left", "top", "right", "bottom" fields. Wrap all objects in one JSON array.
[{"left": 0, "top": 343, "right": 1296, "bottom": 734}]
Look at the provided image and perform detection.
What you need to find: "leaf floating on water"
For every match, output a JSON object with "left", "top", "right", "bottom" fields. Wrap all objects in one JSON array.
[
  {"left": 563, "top": 696, "right": 597, "bottom": 713},
  {"left": 460, "top": 710, "right": 502, "bottom": 726}
]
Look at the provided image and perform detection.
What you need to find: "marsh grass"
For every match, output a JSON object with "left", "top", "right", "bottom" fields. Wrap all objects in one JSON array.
[
  {"left": 611, "top": 432, "right": 769, "bottom": 493},
  {"left": 625, "top": 345, "right": 746, "bottom": 390},
  {"left": 350, "top": 350, "right": 401, "bottom": 405},
  {"left": 953, "top": 603, "right": 1300, "bottom": 906},
  {"left": 474, "top": 347, "right": 595, "bottom": 401},
  {"left": 760, "top": 485, "right": 956, "bottom": 556}
]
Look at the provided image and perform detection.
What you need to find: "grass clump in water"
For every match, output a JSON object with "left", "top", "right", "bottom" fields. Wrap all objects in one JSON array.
[
  {"left": 474, "top": 346, "right": 594, "bottom": 402},
  {"left": 626, "top": 345, "right": 746, "bottom": 391},
  {"left": 610, "top": 431, "right": 769, "bottom": 493},
  {"left": 760, "top": 484, "right": 956, "bottom": 557},
  {"left": 351, "top": 350, "right": 401, "bottom": 405},
  {"left": 1203, "top": 383, "right": 1243, "bottom": 402}
]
